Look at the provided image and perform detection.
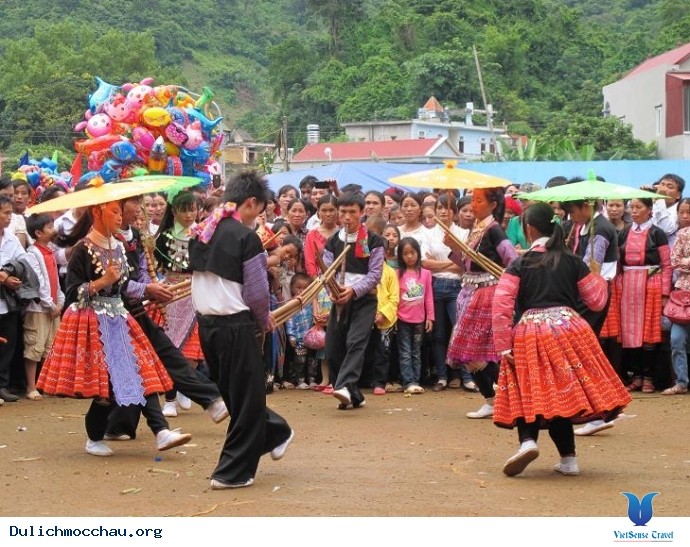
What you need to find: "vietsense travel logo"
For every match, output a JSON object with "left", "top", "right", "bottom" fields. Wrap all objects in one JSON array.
[
  {"left": 614, "top": 492, "right": 675, "bottom": 542},
  {"left": 622, "top": 492, "right": 658, "bottom": 526}
]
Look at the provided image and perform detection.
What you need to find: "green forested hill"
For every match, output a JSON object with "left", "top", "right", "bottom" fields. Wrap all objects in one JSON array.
[{"left": 0, "top": 0, "right": 688, "bottom": 165}]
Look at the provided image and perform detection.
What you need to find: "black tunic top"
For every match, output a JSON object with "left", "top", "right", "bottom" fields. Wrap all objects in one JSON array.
[{"left": 505, "top": 250, "right": 592, "bottom": 322}]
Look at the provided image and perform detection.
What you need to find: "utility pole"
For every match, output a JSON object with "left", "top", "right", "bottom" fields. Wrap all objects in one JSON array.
[
  {"left": 473, "top": 44, "right": 498, "bottom": 157},
  {"left": 282, "top": 116, "right": 290, "bottom": 172}
]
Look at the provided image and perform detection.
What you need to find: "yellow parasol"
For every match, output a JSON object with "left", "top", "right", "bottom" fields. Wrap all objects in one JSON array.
[
  {"left": 388, "top": 160, "right": 512, "bottom": 190},
  {"left": 27, "top": 175, "right": 202, "bottom": 214}
]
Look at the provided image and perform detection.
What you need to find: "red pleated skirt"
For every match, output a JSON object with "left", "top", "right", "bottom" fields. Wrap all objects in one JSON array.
[
  {"left": 493, "top": 307, "right": 632, "bottom": 429},
  {"left": 37, "top": 306, "right": 173, "bottom": 400},
  {"left": 599, "top": 278, "right": 621, "bottom": 339},
  {"left": 447, "top": 283, "right": 498, "bottom": 365}
]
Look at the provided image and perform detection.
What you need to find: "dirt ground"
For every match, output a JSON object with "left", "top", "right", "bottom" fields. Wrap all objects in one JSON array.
[{"left": 0, "top": 388, "right": 688, "bottom": 518}]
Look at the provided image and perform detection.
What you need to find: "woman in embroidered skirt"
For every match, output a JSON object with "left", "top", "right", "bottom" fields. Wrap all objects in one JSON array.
[
  {"left": 492, "top": 202, "right": 631, "bottom": 477},
  {"left": 37, "top": 200, "right": 190, "bottom": 457},
  {"left": 153, "top": 192, "right": 203, "bottom": 416},
  {"left": 618, "top": 198, "right": 672, "bottom": 393},
  {"left": 445, "top": 188, "right": 518, "bottom": 419}
]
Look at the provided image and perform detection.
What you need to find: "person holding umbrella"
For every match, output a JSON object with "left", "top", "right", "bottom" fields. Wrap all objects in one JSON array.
[
  {"left": 445, "top": 187, "right": 519, "bottom": 419},
  {"left": 36, "top": 195, "right": 192, "bottom": 457}
]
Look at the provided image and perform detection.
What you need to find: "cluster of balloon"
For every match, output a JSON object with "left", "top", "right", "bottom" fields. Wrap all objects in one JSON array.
[
  {"left": 12, "top": 151, "right": 73, "bottom": 202},
  {"left": 73, "top": 76, "right": 224, "bottom": 187}
]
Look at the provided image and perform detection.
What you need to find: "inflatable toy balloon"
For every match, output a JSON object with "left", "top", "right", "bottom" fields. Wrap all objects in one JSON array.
[
  {"left": 121, "top": 77, "right": 154, "bottom": 93},
  {"left": 100, "top": 159, "right": 123, "bottom": 182},
  {"left": 166, "top": 107, "right": 188, "bottom": 126},
  {"left": 86, "top": 113, "right": 114, "bottom": 138},
  {"left": 193, "top": 170, "right": 211, "bottom": 188},
  {"left": 192, "top": 141, "right": 211, "bottom": 164},
  {"left": 26, "top": 171, "right": 41, "bottom": 188},
  {"left": 165, "top": 156, "right": 183, "bottom": 176},
  {"left": 150, "top": 85, "right": 178, "bottom": 107},
  {"left": 206, "top": 160, "right": 222, "bottom": 176},
  {"left": 87, "top": 149, "right": 109, "bottom": 171},
  {"left": 194, "top": 86, "right": 214, "bottom": 110},
  {"left": 164, "top": 122, "right": 188, "bottom": 147},
  {"left": 89, "top": 77, "right": 118, "bottom": 114},
  {"left": 164, "top": 141, "right": 180, "bottom": 157},
  {"left": 110, "top": 141, "right": 138, "bottom": 163},
  {"left": 104, "top": 94, "right": 135, "bottom": 123},
  {"left": 142, "top": 107, "right": 171, "bottom": 128},
  {"left": 75, "top": 134, "right": 123, "bottom": 155},
  {"left": 132, "top": 126, "right": 155, "bottom": 151},
  {"left": 185, "top": 108, "right": 223, "bottom": 137},
  {"left": 183, "top": 121, "right": 204, "bottom": 150},
  {"left": 175, "top": 92, "right": 195, "bottom": 109},
  {"left": 209, "top": 132, "right": 225, "bottom": 156},
  {"left": 78, "top": 171, "right": 100, "bottom": 185},
  {"left": 39, "top": 157, "right": 58, "bottom": 172},
  {"left": 148, "top": 137, "right": 167, "bottom": 173},
  {"left": 125, "top": 84, "right": 153, "bottom": 113},
  {"left": 11, "top": 171, "right": 28, "bottom": 183}
]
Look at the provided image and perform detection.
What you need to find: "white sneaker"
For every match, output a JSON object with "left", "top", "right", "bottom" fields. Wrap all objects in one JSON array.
[
  {"left": 176, "top": 392, "right": 192, "bottom": 410},
  {"left": 0, "top": 398, "right": 4, "bottom": 406},
  {"left": 270, "top": 430, "right": 294, "bottom": 461},
  {"left": 85, "top": 439, "right": 113, "bottom": 457},
  {"left": 156, "top": 428, "right": 192, "bottom": 451},
  {"left": 333, "top": 387, "right": 351, "bottom": 406},
  {"left": 206, "top": 398, "right": 229, "bottom": 424},
  {"left": 162, "top": 401, "right": 178, "bottom": 417},
  {"left": 296, "top": 382, "right": 310, "bottom": 390},
  {"left": 466, "top": 403, "right": 494, "bottom": 419},
  {"left": 503, "top": 441, "right": 539, "bottom": 476},
  {"left": 210, "top": 477, "right": 254, "bottom": 489},
  {"left": 554, "top": 456, "right": 580, "bottom": 476},
  {"left": 574, "top": 420, "right": 614, "bottom": 436},
  {"left": 103, "top": 433, "right": 131, "bottom": 441}
]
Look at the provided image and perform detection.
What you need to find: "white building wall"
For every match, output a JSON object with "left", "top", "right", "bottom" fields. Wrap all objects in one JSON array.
[{"left": 603, "top": 65, "right": 666, "bottom": 144}]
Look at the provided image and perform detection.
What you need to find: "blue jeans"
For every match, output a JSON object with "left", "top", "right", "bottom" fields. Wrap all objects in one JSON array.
[
  {"left": 670, "top": 322, "right": 690, "bottom": 387},
  {"left": 431, "top": 278, "right": 472, "bottom": 383},
  {"left": 398, "top": 320, "right": 424, "bottom": 387}
]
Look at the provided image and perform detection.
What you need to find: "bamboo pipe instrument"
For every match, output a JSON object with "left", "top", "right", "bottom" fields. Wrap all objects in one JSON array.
[
  {"left": 132, "top": 287, "right": 193, "bottom": 320},
  {"left": 271, "top": 244, "right": 351, "bottom": 327},
  {"left": 314, "top": 245, "right": 344, "bottom": 298},
  {"left": 434, "top": 215, "right": 504, "bottom": 278},
  {"left": 261, "top": 228, "right": 282, "bottom": 250}
]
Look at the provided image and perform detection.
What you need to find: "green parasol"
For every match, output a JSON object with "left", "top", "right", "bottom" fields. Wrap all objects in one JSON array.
[{"left": 518, "top": 172, "right": 663, "bottom": 203}]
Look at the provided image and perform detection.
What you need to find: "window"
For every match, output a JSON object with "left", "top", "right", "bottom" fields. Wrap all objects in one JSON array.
[
  {"left": 480, "top": 138, "right": 486, "bottom": 154},
  {"left": 458, "top": 137, "right": 464, "bottom": 153},
  {"left": 655, "top": 105, "right": 662, "bottom": 136},
  {"left": 418, "top": 130, "right": 426, "bottom": 139},
  {"left": 489, "top": 139, "right": 496, "bottom": 154}
]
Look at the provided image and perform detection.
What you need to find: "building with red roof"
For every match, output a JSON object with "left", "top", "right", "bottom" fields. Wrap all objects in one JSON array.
[
  {"left": 290, "top": 97, "right": 507, "bottom": 169},
  {"left": 603, "top": 42, "right": 690, "bottom": 159}
]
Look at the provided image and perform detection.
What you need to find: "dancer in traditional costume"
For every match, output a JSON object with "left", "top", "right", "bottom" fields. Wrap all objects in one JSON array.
[
  {"left": 189, "top": 171, "right": 292, "bottom": 489},
  {"left": 445, "top": 188, "right": 518, "bottom": 419},
  {"left": 105, "top": 195, "right": 228, "bottom": 441},
  {"left": 492, "top": 202, "right": 631, "bottom": 477},
  {"left": 37, "top": 201, "right": 192, "bottom": 457},
  {"left": 153, "top": 192, "right": 203, "bottom": 416}
]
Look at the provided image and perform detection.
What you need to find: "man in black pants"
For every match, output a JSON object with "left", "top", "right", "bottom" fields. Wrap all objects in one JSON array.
[
  {"left": 105, "top": 196, "right": 228, "bottom": 440},
  {"left": 189, "top": 171, "right": 292, "bottom": 489},
  {"left": 323, "top": 193, "right": 384, "bottom": 409}
]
